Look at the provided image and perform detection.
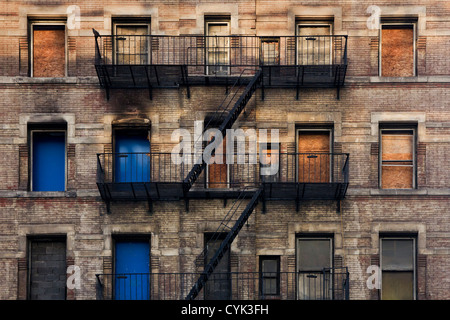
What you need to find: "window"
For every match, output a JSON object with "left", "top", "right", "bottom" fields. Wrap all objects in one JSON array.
[
  {"left": 206, "top": 18, "right": 230, "bottom": 75},
  {"left": 260, "top": 143, "right": 280, "bottom": 182},
  {"left": 30, "top": 125, "right": 66, "bottom": 191},
  {"left": 204, "top": 233, "right": 230, "bottom": 300},
  {"left": 30, "top": 21, "right": 66, "bottom": 77},
  {"left": 380, "top": 236, "right": 416, "bottom": 300},
  {"left": 28, "top": 237, "right": 66, "bottom": 300},
  {"left": 380, "top": 127, "right": 415, "bottom": 189},
  {"left": 297, "top": 20, "right": 333, "bottom": 65},
  {"left": 261, "top": 37, "right": 280, "bottom": 66},
  {"left": 114, "top": 236, "right": 150, "bottom": 300},
  {"left": 297, "top": 236, "right": 333, "bottom": 300},
  {"left": 259, "top": 256, "right": 280, "bottom": 297},
  {"left": 297, "top": 128, "right": 332, "bottom": 183},
  {"left": 112, "top": 18, "right": 150, "bottom": 65},
  {"left": 205, "top": 123, "right": 228, "bottom": 188},
  {"left": 113, "top": 128, "right": 151, "bottom": 183},
  {"left": 380, "top": 19, "right": 416, "bottom": 77}
]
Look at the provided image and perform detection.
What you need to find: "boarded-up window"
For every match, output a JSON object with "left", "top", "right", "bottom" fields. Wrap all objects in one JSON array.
[
  {"left": 381, "top": 237, "right": 416, "bottom": 300},
  {"left": 31, "top": 130, "right": 66, "bottom": 191},
  {"left": 380, "top": 129, "right": 415, "bottom": 189},
  {"left": 298, "top": 130, "right": 331, "bottom": 183},
  {"left": 206, "top": 131, "right": 228, "bottom": 188},
  {"left": 114, "top": 24, "right": 149, "bottom": 65},
  {"left": 29, "top": 238, "right": 67, "bottom": 300},
  {"left": 206, "top": 21, "right": 230, "bottom": 75},
  {"left": 261, "top": 38, "right": 280, "bottom": 66},
  {"left": 381, "top": 25, "right": 415, "bottom": 77},
  {"left": 33, "top": 25, "right": 65, "bottom": 77},
  {"left": 297, "top": 23, "right": 332, "bottom": 65}
]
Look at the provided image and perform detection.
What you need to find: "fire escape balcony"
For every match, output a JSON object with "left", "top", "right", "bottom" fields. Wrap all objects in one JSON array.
[
  {"left": 95, "top": 268, "right": 350, "bottom": 300},
  {"left": 92, "top": 30, "right": 348, "bottom": 100},
  {"left": 96, "top": 152, "right": 349, "bottom": 213}
]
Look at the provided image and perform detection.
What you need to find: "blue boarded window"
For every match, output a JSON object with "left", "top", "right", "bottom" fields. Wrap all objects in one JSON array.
[
  {"left": 114, "top": 130, "right": 150, "bottom": 183},
  {"left": 115, "top": 239, "right": 150, "bottom": 300},
  {"left": 31, "top": 130, "right": 66, "bottom": 191}
]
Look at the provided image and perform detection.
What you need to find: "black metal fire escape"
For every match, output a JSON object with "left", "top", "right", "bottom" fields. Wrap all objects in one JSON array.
[
  {"left": 181, "top": 70, "right": 263, "bottom": 300},
  {"left": 93, "top": 31, "right": 350, "bottom": 299},
  {"left": 185, "top": 187, "right": 263, "bottom": 300}
]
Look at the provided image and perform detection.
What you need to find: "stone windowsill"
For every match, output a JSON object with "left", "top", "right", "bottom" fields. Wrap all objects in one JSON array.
[
  {"left": 0, "top": 76, "right": 98, "bottom": 84},
  {"left": 347, "top": 188, "right": 450, "bottom": 196}
]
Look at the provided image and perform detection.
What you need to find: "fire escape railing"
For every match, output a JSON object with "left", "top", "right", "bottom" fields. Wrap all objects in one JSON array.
[
  {"left": 96, "top": 152, "right": 349, "bottom": 212},
  {"left": 93, "top": 30, "right": 348, "bottom": 99},
  {"left": 95, "top": 268, "right": 350, "bottom": 300},
  {"left": 97, "top": 152, "right": 349, "bottom": 187},
  {"left": 93, "top": 31, "right": 347, "bottom": 69}
]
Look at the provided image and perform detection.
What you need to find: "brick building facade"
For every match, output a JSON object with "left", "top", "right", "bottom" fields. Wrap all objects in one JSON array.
[{"left": 0, "top": 0, "right": 449, "bottom": 300}]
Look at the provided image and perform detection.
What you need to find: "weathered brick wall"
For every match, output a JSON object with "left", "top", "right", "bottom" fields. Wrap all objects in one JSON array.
[{"left": 0, "top": 0, "right": 448, "bottom": 300}]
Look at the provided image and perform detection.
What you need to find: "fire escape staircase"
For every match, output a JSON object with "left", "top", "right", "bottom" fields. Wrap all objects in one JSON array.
[
  {"left": 181, "top": 70, "right": 263, "bottom": 299},
  {"left": 185, "top": 187, "right": 263, "bottom": 300}
]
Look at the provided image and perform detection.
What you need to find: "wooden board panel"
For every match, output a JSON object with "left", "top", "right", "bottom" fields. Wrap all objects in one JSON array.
[
  {"left": 381, "top": 132, "right": 414, "bottom": 188},
  {"left": 298, "top": 131, "right": 330, "bottom": 183},
  {"left": 381, "top": 27, "right": 414, "bottom": 77},
  {"left": 33, "top": 27, "right": 65, "bottom": 77},
  {"left": 382, "top": 134, "right": 413, "bottom": 161},
  {"left": 208, "top": 136, "right": 227, "bottom": 188},
  {"left": 381, "top": 165, "right": 413, "bottom": 189},
  {"left": 115, "top": 25, "right": 149, "bottom": 64},
  {"left": 261, "top": 39, "right": 280, "bottom": 65},
  {"left": 298, "top": 26, "right": 331, "bottom": 65}
]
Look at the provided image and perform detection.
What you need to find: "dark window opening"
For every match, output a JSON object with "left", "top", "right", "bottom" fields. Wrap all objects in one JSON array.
[
  {"left": 260, "top": 256, "right": 280, "bottom": 297},
  {"left": 204, "top": 233, "right": 231, "bottom": 300}
]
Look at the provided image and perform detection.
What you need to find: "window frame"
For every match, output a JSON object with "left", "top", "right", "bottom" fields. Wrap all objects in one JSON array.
[
  {"left": 380, "top": 235, "right": 417, "bottom": 300},
  {"left": 259, "top": 255, "right": 281, "bottom": 297},
  {"left": 203, "top": 232, "right": 231, "bottom": 300},
  {"left": 112, "top": 18, "right": 151, "bottom": 66},
  {"left": 379, "top": 125, "right": 417, "bottom": 189},
  {"left": 296, "top": 235, "right": 334, "bottom": 300},
  {"left": 260, "top": 37, "right": 280, "bottom": 66},
  {"left": 296, "top": 236, "right": 333, "bottom": 272},
  {"left": 296, "top": 21, "right": 333, "bottom": 66},
  {"left": 205, "top": 19, "right": 231, "bottom": 75},
  {"left": 27, "top": 235, "right": 67, "bottom": 300},
  {"left": 112, "top": 126, "right": 151, "bottom": 184},
  {"left": 29, "top": 128, "right": 67, "bottom": 192},
  {"left": 379, "top": 21, "right": 417, "bottom": 77},
  {"left": 204, "top": 128, "right": 230, "bottom": 189},
  {"left": 296, "top": 127, "right": 333, "bottom": 183},
  {"left": 29, "top": 20, "right": 68, "bottom": 77}
]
